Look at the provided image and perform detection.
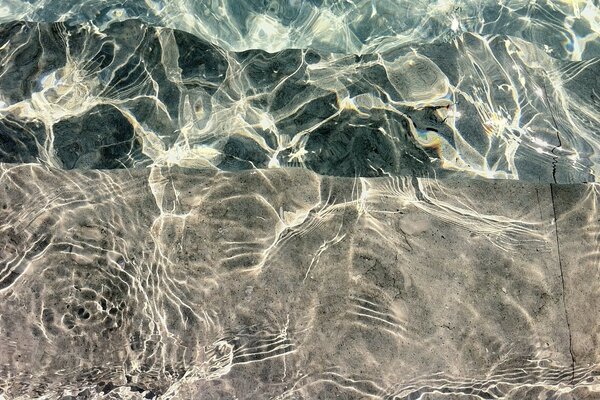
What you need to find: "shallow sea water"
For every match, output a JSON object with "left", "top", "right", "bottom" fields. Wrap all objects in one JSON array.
[{"left": 0, "top": 1, "right": 599, "bottom": 399}]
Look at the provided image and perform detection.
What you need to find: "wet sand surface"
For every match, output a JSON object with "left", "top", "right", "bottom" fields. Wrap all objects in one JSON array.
[{"left": 1, "top": 164, "right": 598, "bottom": 399}]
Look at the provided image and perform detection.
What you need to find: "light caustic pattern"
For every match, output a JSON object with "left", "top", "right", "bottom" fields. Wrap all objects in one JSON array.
[
  {"left": 0, "top": 163, "right": 599, "bottom": 398},
  {"left": 0, "top": 5, "right": 598, "bottom": 182},
  {"left": 0, "top": 0, "right": 599, "bottom": 58},
  {"left": 0, "top": 1, "right": 600, "bottom": 399}
]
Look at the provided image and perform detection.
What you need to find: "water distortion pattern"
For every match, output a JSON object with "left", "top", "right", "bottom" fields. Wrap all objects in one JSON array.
[
  {"left": 0, "top": 1, "right": 600, "bottom": 399},
  {"left": 0, "top": 17, "right": 598, "bottom": 182}
]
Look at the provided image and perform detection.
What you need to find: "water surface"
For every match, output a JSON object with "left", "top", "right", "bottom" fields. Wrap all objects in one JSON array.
[{"left": 0, "top": 1, "right": 599, "bottom": 399}]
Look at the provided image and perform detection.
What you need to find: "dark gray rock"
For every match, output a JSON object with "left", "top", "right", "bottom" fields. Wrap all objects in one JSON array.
[{"left": 0, "top": 21, "right": 598, "bottom": 182}]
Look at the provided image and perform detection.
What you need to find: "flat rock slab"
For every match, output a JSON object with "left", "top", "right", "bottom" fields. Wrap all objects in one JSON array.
[
  {"left": 0, "top": 164, "right": 598, "bottom": 399},
  {"left": 552, "top": 184, "right": 600, "bottom": 369}
]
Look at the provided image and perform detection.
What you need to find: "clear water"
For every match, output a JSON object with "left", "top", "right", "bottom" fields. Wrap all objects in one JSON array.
[
  {"left": 0, "top": 0, "right": 599, "bottom": 182},
  {"left": 0, "top": 1, "right": 599, "bottom": 399}
]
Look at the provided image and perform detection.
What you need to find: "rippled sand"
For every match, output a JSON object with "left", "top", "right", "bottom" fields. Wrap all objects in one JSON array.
[{"left": 0, "top": 1, "right": 599, "bottom": 399}]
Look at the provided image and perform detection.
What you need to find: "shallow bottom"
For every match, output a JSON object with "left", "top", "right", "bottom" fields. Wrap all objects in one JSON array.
[{"left": 0, "top": 164, "right": 599, "bottom": 399}]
